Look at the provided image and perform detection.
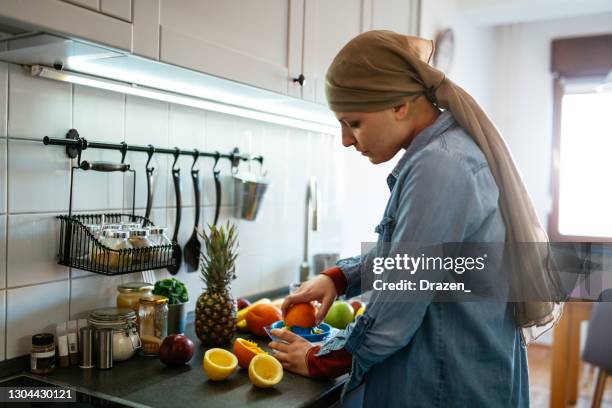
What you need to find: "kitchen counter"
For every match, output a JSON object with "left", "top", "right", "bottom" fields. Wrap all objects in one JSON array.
[{"left": 0, "top": 310, "right": 346, "bottom": 407}]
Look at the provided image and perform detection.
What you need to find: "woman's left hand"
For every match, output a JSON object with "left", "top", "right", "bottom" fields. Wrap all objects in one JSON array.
[{"left": 268, "top": 329, "right": 314, "bottom": 377}]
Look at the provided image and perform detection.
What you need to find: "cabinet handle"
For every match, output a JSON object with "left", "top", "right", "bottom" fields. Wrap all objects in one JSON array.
[{"left": 293, "top": 74, "right": 306, "bottom": 87}]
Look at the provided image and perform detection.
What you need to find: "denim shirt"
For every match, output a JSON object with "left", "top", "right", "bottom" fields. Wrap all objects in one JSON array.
[{"left": 317, "top": 111, "right": 529, "bottom": 407}]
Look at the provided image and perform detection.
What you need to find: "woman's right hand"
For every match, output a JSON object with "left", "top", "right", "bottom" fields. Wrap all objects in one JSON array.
[{"left": 281, "top": 275, "right": 338, "bottom": 325}]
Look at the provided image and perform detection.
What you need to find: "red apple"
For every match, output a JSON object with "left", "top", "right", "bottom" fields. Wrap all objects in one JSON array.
[
  {"left": 237, "top": 298, "right": 251, "bottom": 311},
  {"left": 159, "top": 334, "right": 195, "bottom": 366},
  {"left": 350, "top": 300, "right": 363, "bottom": 314}
]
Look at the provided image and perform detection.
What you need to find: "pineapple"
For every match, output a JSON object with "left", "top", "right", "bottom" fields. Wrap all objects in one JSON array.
[{"left": 195, "top": 222, "right": 239, "bottom": 345}]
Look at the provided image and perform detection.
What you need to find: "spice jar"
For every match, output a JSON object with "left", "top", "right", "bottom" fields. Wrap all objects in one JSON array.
[
  {"left": 138, "top": 295, "right": 169, "bottom": 356},
  {"left": 117, "top": 282, "right": 154, "bottom": 313},
  {"left": 30, "top": 333, "right": 55, "bottom": 374},
  {"left": 129, "top": 229, "right": 153, "bottom": 263},
  {"left": 121, "top": 222, "right": 142, "bottom": 230},
  {"left": 99, "top": 230, "right": 132, "bottom": 269},
  {"left": 88, "top": 308, "right": 141, "bottom": 362},
  {"left": 148, "top": 227, "right": 172, "bottom": 246}
]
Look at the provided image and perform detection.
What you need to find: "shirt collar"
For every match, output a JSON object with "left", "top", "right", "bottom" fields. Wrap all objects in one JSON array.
[{"left": 387, "top": 110, "right": 456, "bottom": 190}]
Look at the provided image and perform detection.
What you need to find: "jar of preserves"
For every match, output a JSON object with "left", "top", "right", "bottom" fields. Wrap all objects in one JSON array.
[
  {"left": 88, "top": 308, "right": 141, "bottom": 362},
  {"left": 138, "top": 295, "right": 169, "bottom": 356},
  {"left": 116, "top": 282, "right": 154, "bottom": 313},
  {"left": 30, "top": 333, "right": 55, "bottom": 374}
]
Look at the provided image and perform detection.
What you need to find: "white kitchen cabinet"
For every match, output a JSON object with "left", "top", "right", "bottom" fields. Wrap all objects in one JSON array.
[
  {"left": 300, "top": 0, "right": 419, "bottom": 105},
  {"left": 158, "top": 0, "right": 305, "bottom": 97},
  {"left": 0, "top": 0, "right": 132, "bottom": 50}
]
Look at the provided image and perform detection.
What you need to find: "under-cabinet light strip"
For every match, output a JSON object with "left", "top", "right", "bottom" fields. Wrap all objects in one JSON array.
[{"left": 30, "top": 65, "right": 341, "bottom": 135}]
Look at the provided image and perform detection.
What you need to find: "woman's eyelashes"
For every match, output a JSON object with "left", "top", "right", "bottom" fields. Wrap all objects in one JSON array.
[{"left": 348, "top": 121, "right": 360, "bottom": 129}]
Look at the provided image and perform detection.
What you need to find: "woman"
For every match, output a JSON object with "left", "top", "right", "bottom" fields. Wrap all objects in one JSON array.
[{"left": 268, "top": 31, "right": 561, "bottom": 407}]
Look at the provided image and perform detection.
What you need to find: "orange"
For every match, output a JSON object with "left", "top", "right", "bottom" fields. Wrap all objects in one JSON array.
[
  {"left": 248, "top": 354, "right": 283, "bottom": 388},
  {"left": 233, "top": 338, "right": 266, "bottom": 369},
  {"left": 246, "top": 304, "right": 282, "bottom": 337},
  {"left": 284, "top": 303, "right": 316, "bottom": 328}
]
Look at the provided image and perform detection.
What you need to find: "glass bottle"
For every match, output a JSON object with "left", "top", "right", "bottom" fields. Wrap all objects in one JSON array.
[
  {"left": 129, "top": 229, "right": 153, "bottom": 264},
  {"left": 30, "top": 333, "right": 55, "bottom": 374},
  {"left": 138, "top": 295, "right": 169, "bottom": 356},
  {"left": 99, "top": 230, "right": 132, "bottom": 269},
  {"left": 147, "top": 227, "right": 172, "bottom": 247}
]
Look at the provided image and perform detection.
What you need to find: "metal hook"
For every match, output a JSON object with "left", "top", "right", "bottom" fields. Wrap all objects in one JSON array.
[
  {"left": 213, "top": 151, "right": 221, "bottom": 175},
  {"left": 172, "top": 147, "right": 181, "bottom": 171},
  {"left": 146, "top": 144, "right": 155, "bottom": 172},
  {"left": 191, "top": 149, "right": 200, "bottom": 173},
  {"left": 254, "top": 156, "right": 268, "bottom": 177},
  {"left": 230, "top": 147, "right": 241, "bottom": 175},
  {"left": 120, "top": 142, "right": 128, "bottom": 164}
]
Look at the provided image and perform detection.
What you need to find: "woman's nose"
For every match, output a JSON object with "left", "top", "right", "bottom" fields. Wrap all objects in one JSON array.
[{"left": 342, "top": 129, "right": 356, "bottom": 147}]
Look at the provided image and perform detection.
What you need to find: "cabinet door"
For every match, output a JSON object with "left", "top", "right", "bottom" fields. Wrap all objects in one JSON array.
[
  {"left": 158, "top": 0, "right": 304, "bottom": 96},
  {"left": 301, "top": 0, "right": 368, "bottom": 105},
  {"left": 0, "top": 0, "right": 132, "bottom": 50},
  {"left": 301, "top": 0, "right": 419, "bottom": 106}
]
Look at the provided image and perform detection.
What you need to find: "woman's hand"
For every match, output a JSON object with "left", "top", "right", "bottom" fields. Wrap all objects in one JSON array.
[
  {"left": 268, "top": 329, "right": 314, "bottom": 377},
  {"left": 281, "top": 274, "right": 338, "bottom": 325}
]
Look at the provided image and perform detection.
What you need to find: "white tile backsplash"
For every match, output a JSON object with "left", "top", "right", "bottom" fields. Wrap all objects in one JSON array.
[
  {"left": 125, "top": 95, "right": 169, "bottom": 147},
  {"left": 0, "top": 290, "right": 5, "bottom": 361},
  {"left": 0, "top": 60, "right": 358, "bottom": 359},
  {"left": 0, "top": 139, "right": 5, "bottom": 213},
  {"left": 6, "top": 280, "right": 70, "bottom": 359},
  {"left": 8, "top": 139, "right": 71, "bottom": 214},
  {"left": 7, "top": 213, "right": 69, "bottom": 287},
  {"left": 0, "top": 215, "right": 5, "bottom": 289},
  {"left": 73, "top": 85, "right": 125, "bottom": 143},
  {"left": 0, "top": 53, "right": 7, "bottom": 138},
  {"left": 70, "top": 274, "right": 123, "bottom": 320},
  {"left": 8, "top": 64, "right": 72, "bottom": 140}
]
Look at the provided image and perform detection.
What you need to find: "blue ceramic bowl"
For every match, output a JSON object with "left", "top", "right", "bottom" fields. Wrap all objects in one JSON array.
[{"left": 268, "top": 320, "right": 332, "bottom": 342}]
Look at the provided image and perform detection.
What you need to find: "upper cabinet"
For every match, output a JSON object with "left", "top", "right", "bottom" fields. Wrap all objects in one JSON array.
[
  {"left": 0, "top": 0, "right": 418, "bottom": 104},
  {"left": 0, "top": 0, "right": 133, "bottom": 50},
  {"left": 157, "top": 0, "right": 305, "bottom": 97}
]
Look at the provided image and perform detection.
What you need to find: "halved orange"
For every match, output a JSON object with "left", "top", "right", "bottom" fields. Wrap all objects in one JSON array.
[
  {"left": 203, "top": 348, "right": 238, "bottom": 381},
  {"left": 248, "top": 354, "right": 283, "bottom": 388},
  {"left": 233, "top": 338, "right": 267, "bottom": 369},
  {"left": 284, "top": 302, "right": 316, "bottom": 328}
]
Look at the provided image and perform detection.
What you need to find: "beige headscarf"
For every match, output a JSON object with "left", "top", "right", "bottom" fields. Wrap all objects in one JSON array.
[{"left": 326, "top": 30, "right": 563, "bottom": 343}]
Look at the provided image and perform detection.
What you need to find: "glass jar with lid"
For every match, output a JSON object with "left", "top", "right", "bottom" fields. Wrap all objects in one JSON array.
[
  {"left": 129, "top": 229, "right": 153, "bottom": 263},
  {"left": 121, "top": 222, "right": 142, "bottom": 230},
  {"left": 30, "top": 333, "right": 55, "bottom": 374},
  {"left": 138, "top": 295, "right": 169, "bottom": 356},
  {"left": 147, "top": 227, "right": 172, "bottom": 247},
  {"left": 88, "top": 308, "right": 141, "bottom": 362},
  {"left": 99, "top": 230, "right": 132, "bottom": 269},
  {"left": 116, "top": 282, "right": 154, "bottom": 313}
]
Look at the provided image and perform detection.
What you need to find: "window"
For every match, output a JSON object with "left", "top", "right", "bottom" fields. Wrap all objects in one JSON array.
[{"left": 550, "top": 34, "right": 612, "bottom": 241}]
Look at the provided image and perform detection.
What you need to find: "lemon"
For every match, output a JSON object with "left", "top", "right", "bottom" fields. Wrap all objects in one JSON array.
[
  {"left": 355, "top": 306, "right": 365, "bottom": 318},
  {"left": 248, "top": 354, "right": 283, "bottom": 388},
  {"left": 203, "top": 348, "right": 238, "bottom": 381}
]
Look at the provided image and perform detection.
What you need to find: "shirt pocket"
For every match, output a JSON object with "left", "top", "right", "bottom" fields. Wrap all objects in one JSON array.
[{"left": 374, "top": 215, "right": 395, "bottom": 243}]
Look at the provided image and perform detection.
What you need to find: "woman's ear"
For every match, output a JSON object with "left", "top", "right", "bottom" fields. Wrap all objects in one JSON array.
[{"left": 391, "top": 102, "right": 410, "bottom": 119}]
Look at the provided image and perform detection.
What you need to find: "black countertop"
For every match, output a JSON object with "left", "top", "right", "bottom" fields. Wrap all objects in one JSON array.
[{"left": 0, "top": 293, "right": 346, "bottom": 408}]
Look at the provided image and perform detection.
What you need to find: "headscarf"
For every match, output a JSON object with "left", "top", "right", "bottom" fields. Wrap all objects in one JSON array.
[{"left": 326, "top": 30, "right": 563, "bottom": 343}]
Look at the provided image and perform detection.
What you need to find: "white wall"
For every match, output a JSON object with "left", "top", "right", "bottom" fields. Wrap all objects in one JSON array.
[
  {"left": 489, "top": 12, "right": 612, "bottom": 227},
  {"left": 420, "top": 0, "right": 497, "bottom": 113}
]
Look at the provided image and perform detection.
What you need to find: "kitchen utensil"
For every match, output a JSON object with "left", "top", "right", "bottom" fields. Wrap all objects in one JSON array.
[
  {"left": 144, "top": 144, "right": 155, "bottom": 220},
  {"left": 168, "top": 148, "right": 182, "bottom": 275},
  {"left": 184, "top": 149, "right": 202, "bottom": 272},
  {"left": 96, "top": 328, "right": 113, "bottom": 370},
  {"left": 268, "top": 320, "right": 332, "bottom": 343},
  {"left": 213, "top": 151, "right": 221, "bottom": 226},
  {"left": 233, "top": 157, "right": 269, "bottom": 221}
]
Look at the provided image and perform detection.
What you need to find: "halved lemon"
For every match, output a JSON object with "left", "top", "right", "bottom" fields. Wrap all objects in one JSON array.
[
  {"left": 203, "top": 348, "right": 238, "bottom": 381},
  {"left": 233, "top": 338, "right": 267, "bottom": 369},
  {"left": 248, "top": 354, "right": 283, "bottom": 388}
]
